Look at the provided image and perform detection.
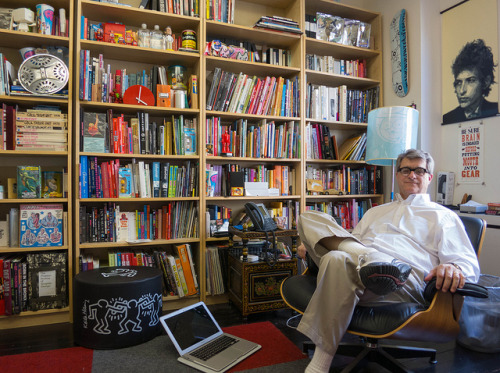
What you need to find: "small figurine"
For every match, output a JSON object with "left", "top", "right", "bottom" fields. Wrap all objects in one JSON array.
[
  {"left": 111, "top": 69, "right": 123, "bottom": 103},
  {"left": 95, "top": 27, "right": 104, "bottom": 42},
  {"left": 125, "top": 30, "right": 134, "bottom": 45},
  {"left": 117, "top": 35, "right": 126, "bottom": 45},
  {"left": 110, "top": 89, "right": 122, "bottom": 104},
  {"left": 12, "top": 8, "right": 36, "bottom": 32},
  {"left": 164, "top": 26, "right": 174, "bottom": 51},
  {"left": 109, "top": 30, "right": 115, "bottom": 43},
  {"left": 221, "top": 128, "right": 232, "bottom": 156}
]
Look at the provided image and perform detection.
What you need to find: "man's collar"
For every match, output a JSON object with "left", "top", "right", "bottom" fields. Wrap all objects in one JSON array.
[{"left": 395, "top": 193, "right": 431, "bottom": 204}]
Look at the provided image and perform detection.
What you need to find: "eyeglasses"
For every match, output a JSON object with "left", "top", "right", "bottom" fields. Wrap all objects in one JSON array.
[{"left": 397, "top": 167, "right": 428, "bottom": 176}]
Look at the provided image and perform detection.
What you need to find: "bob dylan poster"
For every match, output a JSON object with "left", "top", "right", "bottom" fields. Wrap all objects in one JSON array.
[{"left": 442, "top": 0, "right": 499, "bottom": 125}]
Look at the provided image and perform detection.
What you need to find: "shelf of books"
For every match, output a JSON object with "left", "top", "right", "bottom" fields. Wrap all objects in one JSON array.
[
  {"left": 302, "top": 1, "right": 384, "bottom": 228},
  {"left": 73, "top": 0, "right": 203, "bottom": 309},
  {"left": 201, "top": 0, "right": 303, "bottom": 302},
  {"left": 0, "top": 0, "right": 73, "bottom": 327}
]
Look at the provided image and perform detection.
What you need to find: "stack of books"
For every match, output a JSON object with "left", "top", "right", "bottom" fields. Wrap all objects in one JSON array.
[
  {"left": 486, "top": 202, "right": 500, "bottom": 215},
  {"left": 15, "top": 109, "right": 68, "bottom": 152},
  {"left": 254, "top": 16, "right": 302, "bottom": 34}
]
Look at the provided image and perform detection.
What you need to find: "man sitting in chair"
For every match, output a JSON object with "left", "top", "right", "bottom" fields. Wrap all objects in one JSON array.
[{"left": 296, "top": 149, "right": 480, "bottom": 373}]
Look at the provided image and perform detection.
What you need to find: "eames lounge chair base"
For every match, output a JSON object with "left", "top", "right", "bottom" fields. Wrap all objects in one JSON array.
[{"left": 303, "top": 339, "right": 437, "bottom": 373}]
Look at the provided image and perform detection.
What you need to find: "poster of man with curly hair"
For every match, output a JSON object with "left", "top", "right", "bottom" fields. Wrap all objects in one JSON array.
[{"left": 442, "top": 0, "right": 499, "bottom": 125}]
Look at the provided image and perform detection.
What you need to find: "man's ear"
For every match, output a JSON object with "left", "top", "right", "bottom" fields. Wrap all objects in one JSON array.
[
  {"left": 428, "top": 173, "right": 433, "bottom": 182},
  {"left": 483, "top": 75, "right": 492, "bottom": 89}
]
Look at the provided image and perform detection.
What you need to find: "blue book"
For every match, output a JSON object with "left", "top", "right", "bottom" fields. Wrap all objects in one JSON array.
[
  {"left": 81, "top": 15, "right": 85, "bottom": 39},
  {"left": 281, "top": 80, "right": 287, "bottom": 116},
  {"left": 80, "top": 155, "right": 89, "bottom": 198},
  {"left": 152, "top": 162, "right": 160, "bottom": 198}
]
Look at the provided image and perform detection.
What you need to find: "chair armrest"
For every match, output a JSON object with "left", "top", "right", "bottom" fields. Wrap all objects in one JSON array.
[{"left": 423, "top": 277, "right": 489, "bottom": 302}]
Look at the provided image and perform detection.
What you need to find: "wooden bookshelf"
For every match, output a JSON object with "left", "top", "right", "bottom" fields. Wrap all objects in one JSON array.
[
  {"left": 73, "top": 0, "right": 203, "bottom": 310},
  {"left": 0, "top": 0, "right": 384, "bottom": 327},
  {"left": 0, "top": 0, "right": 74, "bottom": 328}
]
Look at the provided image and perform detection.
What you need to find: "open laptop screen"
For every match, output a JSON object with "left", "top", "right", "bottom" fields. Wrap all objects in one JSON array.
[{"left": 163, "top": 303, "right": 221, "bottom": 352}]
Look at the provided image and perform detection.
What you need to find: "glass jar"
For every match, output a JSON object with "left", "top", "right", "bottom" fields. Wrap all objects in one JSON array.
[{"left": 137, "top": 23, "right": 151, "bottom": 48}]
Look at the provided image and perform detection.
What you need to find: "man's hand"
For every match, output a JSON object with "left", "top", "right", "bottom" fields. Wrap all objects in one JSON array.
[
  {"left": 297, "top": 243, "right": 307, "bottom": 260},
  {"left": 424, "top": 263, "right": 465, "bottom": 293}
]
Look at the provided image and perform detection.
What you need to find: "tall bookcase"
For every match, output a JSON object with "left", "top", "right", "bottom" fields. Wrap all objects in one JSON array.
[
  {"left": 0, "top": 0, "right": 74, "bottom": 328},
  {"left": 0, "top": 0, "right": 383, "bottom": 328},
  {"left": 73, "top": 0, "right": 203, "bottom": 312},
  {"left": 303, "top": 1, "right": 383, "bottom": 218}
]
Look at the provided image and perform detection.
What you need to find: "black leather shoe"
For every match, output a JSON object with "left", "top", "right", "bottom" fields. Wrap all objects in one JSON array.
[{"left": 359, "top": 259, "right": 412, "bottom": 295}]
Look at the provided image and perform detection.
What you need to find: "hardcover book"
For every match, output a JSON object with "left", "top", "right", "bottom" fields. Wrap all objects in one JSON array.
[
  {"left": 17, "top": 166, "right": 42, "bottom": 199},
  {"left": 19, "top": 204, "right": 63, "bottom": 248},
  {"left": 83, "top": 112, "right": 107, "bottom": 153}
]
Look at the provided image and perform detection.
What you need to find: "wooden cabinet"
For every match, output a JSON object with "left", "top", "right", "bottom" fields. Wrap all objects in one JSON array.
[
  {"left": 228, "top": 254, "right": 298, "bottom": 317},
  {"left": 0, "top": 0, "right": 74, "bottom": 328},
  {"left": 226, "top": 227, "right": 298, "bottom": 317}
]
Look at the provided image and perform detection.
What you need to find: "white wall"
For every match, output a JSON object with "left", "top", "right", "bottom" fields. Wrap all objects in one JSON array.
[{"left": 341, "top": 0, "right": 500, "bottom": 206}]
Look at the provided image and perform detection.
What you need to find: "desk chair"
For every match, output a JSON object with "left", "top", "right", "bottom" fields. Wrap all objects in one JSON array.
[{"left": 280, "top": 215, "right": 488, "bottom": 373}]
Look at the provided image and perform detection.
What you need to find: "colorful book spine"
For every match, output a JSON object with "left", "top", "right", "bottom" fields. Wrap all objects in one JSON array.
[{"left": 80, "top": 155, "right": 89, "bottom": 198}]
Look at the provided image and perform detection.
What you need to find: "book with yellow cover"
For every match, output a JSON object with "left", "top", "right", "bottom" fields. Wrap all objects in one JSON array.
[
  {"left": 175, "top": 244, "right": 198, "bottom": 295},
  {"left": 338, "top": 134, "right": 363, "bottom": 160}
]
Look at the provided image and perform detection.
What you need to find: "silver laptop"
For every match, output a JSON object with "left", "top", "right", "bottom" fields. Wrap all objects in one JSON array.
[{"left": 160, "top": 301, "right": 261, "bottom": 372}]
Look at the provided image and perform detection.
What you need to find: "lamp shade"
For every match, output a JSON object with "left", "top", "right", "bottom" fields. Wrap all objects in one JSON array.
[{"left": 365, "top": 106, "right": 419, "bottom": 166}]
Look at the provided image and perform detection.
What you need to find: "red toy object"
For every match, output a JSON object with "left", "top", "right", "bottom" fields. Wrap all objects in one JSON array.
[
  {"left": 103, "top": 22, "right": 126, "bottom": 43},
  {"left": 221, "top": 128, "right": 232, "bottom": 156},
  {"left": 111, "top": 70, "right": 123, "bottom": 103},
  {"left": 95, "top": 28, "right": 104, "bottom": 42},
  {"left": 122, "top": 85, "right": 155, "bottom": 106}
]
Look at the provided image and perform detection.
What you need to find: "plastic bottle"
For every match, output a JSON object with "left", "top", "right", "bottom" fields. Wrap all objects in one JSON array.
[
  {"left": 137, "top": 23, "right": 151, "bottom": 48},
  {"left": 151, "top": 25, "right": 163, "bottom": 50}
]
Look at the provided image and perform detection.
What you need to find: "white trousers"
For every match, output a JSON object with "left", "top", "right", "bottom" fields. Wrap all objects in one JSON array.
[{"left": 296, "top": 211, "right": 426, "bottom": 355}]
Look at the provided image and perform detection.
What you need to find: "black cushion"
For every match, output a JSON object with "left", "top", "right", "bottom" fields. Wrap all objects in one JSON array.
[{"left": 348, "top": 302, "right": 427, "bottom": 335}]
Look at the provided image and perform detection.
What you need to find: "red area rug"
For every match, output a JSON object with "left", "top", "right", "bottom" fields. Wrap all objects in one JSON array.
[
  {"left": 0, "top": 321, "right": 306, "bottom": 372},
  {"left": 0, "top": 346, "right": 93, "bottom": 372},
  {"left": 224, "top": 321, "right": 306, "bottom": 372}
]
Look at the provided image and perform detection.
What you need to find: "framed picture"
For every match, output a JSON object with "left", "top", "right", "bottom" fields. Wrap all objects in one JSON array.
[
  {"left": 441, "top": 0, "right": 499, "bottom": 125},
  {"left": 26, "top": 252, "right": 68, "bottom": 311}
]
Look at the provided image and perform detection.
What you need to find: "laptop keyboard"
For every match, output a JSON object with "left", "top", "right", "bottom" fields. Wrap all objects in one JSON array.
[{"left": 190, "top": 335, "right": 238, "bottom": 361}]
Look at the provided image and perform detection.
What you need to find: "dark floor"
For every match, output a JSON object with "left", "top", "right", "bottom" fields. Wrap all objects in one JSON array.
[{"left": 0, "top": 303, "right": 499, "bottom": 372}]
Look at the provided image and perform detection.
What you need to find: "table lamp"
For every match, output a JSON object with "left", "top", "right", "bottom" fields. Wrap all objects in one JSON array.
[{"left": 365, "top": 106, "right": 419, "bottom": 201}]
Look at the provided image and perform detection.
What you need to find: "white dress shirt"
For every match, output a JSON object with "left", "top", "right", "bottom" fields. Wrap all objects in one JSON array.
[{"left": 352, "top": 193, "right": 480, "bottom": 282}]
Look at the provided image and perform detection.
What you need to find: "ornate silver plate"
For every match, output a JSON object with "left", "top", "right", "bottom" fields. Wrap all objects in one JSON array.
[{"left": 18, "top": 54, "right": 69, "bottom": 94}]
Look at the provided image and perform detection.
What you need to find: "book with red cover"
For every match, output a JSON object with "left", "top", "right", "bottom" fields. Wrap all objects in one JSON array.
[
  {"left": 4, "top": 104, "right": 15, "bottom": 150},
  {"left": 3, "top": 255, "right": 12, "bottom": 315},
  {"left": 0, "top": 255, "right": 6, "bottom": 315}
]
